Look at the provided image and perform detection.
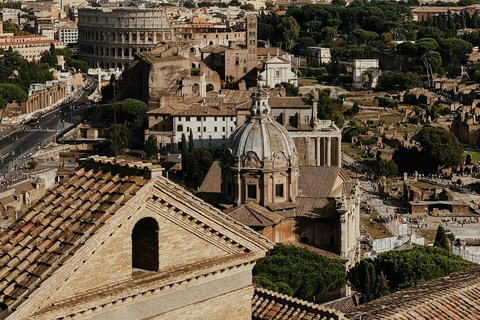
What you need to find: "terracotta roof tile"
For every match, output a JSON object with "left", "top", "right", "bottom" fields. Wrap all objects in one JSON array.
[
  {"left": 0, "top": 156, "right": 273, "bottom": 315},
  {"left": 224, "top": 202, "right": 284, "bottom": 227},
  {"left": 299, "top": 166, "right": 341, "bottom": 198},
  {"left": 345, "top": 265, "right": 480, "bottom": 320},
  {"left": 0, "top": 157, "right": 155, "bottom": 311},
  {"left": 198, "top": 161, "right": 222, "bottom": 194},
  {"left": 252, "top": 287, "right": 343, "bottom": 320}
]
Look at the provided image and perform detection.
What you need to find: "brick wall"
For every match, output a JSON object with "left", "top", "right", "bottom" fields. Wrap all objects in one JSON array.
[
  {"left": 152, "top": 286, "right": 254, "bottom": 320},
  {"left": 50, "top": 204, "right": 229, "bottom": 302}
]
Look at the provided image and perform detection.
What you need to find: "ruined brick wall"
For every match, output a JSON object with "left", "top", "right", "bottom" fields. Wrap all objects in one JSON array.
[
  {"left": 293, "top": 137, "right": 315, "bottom": 166},
  {"left": 147, "top": 57, "right": 191, "bottom": 109}
]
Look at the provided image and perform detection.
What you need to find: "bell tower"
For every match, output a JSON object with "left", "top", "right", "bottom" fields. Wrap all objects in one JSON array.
[{"left": 246, "top": 14, "right": 257, "bottom": 72}]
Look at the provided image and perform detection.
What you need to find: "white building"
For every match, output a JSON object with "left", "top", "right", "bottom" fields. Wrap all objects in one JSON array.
[
  {"left": 306, "top": 47, "right": 331, "bottom": 67},
  {"left": 57, "top": 25, "right": 78, "bottom": 45},
  {"left": 258, "top": 55, "right": 298, "bottom": 88},
  {"left": 173, "top": 105, "right": 237, "bottom": 151},
  {"left": 0, "top": 34, "right": 64, "bottom": 62}
]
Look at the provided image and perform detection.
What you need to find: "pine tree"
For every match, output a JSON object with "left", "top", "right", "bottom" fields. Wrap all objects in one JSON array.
[{"left": 434, "top": 225, "right": 450, "bottom": 251}]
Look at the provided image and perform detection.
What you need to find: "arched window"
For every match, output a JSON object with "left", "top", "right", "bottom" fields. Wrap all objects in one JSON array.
[
  {"left": 132, "top": 217, "right": 159, "bottom": 271},
  {"left": 177, "top": 125, "right": 183, "bottom": 132}
]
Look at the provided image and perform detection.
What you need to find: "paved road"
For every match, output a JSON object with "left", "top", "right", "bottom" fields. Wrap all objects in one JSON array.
[{"left": 0, "top": 81, "right": 94, "bottom": 172}]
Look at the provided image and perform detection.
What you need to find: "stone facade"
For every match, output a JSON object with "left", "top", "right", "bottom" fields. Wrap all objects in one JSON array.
[
  {"left": 352, "top": 59, "right": 380, "bottom": 90},
  {"left": 77, "top": 7, "right": 174, "bottom": 69},
  {"left": 222, "top": 86, "right": 299, "bottom": 207},
  {"left": 258, "top": 56, "right": 298, "bottom": 88},
  {"left": 306, "top": 47, "right": 331, "bottom": 67}
]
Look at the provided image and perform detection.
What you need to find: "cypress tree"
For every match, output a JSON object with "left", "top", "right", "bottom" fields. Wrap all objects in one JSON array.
[
  {"left": 434, "top": 225, "right": 450, "bottom": 251},
  {"left": 376, "top": 271, "right": 390, "bottom": 299},
  {"left": 188, "top": 129, "right": 194, "bottom": 153},
  {"left": 362, "top": 265, "right": 373, "bottom": 303},
  {"left": 181, "top": 133, "right": 187, "bottom": 172}
]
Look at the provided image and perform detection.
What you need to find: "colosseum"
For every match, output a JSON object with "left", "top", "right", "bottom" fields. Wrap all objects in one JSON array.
[{"left": 77, "top": 7, "right": 174, "bottom": 70}]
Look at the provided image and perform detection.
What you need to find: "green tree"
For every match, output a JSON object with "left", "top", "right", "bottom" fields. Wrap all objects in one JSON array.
[
  {"left": 188, "top": 129, "right": 194, "bottom": 152},
  {"left": 377, "top": 72, "right": 422, "bottom": 91},
  {"left": 316, "top": 89, "right": 344, "bottom": 125},
  {"left": 378, "top": 159, "right": 398, "bottom": 177},
  {"left": 280, "top": 82, "right": 299, "bottom": 96},
  {"left": 294, "top": 37, "right": 316, "bottom": 55},
  {"left": 434, "top": 225, "right": 450, "bottom": 251},
  {"left": 352, "top": 102, "right": 360, "bottom": 114},
  {"left": 257, "top": 22, "right": 274, "bottom": 40},
  {"left": 253, "top": 244, "right": 346, "bottom": 300},
  {"left": 105, "top": 124, "right": 130, "bottom": 156},
  {"left": 184, "top": 0, "right": 195, "bottom": 7},
  {"left": 3, "top": 20, "right": 30, "bottom": 35},
  {"left": 184, "top": 148, "right": 213, "bottom": 189},
  {"left": 417, "top": 126, "right": 463, "bottom": 170},
  {"left": 109, "top": 99, "right": 148, "bottom": 124},
  {"left": 331, "top": 0, "right": 346, "bottom": 6},
  {"left": 240, "top": 3, "right": 255, "bottom": 10},
  {"left": 351, "top": 28, "right": 378, "bottom": 46},
  {"left": 144, "top": 136, "right": 158, "bottom": 157},
  {"left": 0, "top": 83, "right": 28, "bottom": 108},
  {"left": 180, "top": 133, "right": 187, "bottom": 172},
  {"left": 40, "top": 43, "right": 58, "bottom": 68},
  {"left": 278, "top": 16, "right": 300, "bottom": 48},
  {"left": 320, "top": 26, "right": 338, "bottom": 44},
  {"left": 347, "top": 247, "right": 471, "bottom": 303}
]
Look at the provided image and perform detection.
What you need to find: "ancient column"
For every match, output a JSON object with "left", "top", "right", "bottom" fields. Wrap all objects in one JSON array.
[
  {"left": 316, "top": 136, "right": 320, "bottom": 166},
  {"left": 326, "top": 137, "right": 331, "bottom": 166}
]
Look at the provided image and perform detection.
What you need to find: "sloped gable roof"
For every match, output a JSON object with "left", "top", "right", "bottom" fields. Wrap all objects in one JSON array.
[
  {"left": 299, "top": 166, "right": 344, "bottom": 198},
  {"left": 252, "top": 287, "right": 344, "bottom": 320},
  {"left": 345, "top": 265, "right": 480, "bottom": 320},
  {"left": 0, "top": 157, "right": 273, "bottom": 319},
  {"left": 224, "top": 202, "right": 284, "bottom": 227},
  {"left": 198, "top": 161, "right": 222, "bottom": 194}
]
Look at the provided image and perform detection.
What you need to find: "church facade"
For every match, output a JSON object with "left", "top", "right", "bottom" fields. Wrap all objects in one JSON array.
[
  {"left": 211, "top": 85, "right": 361, "bottom": 272},
  {"left": 0, "top": 157, "right": 273, "bottom": 320}
]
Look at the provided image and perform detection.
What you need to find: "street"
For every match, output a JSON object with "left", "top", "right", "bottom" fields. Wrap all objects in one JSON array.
[{"left": 0, "top": 79, "right": 94, "bottom": 175}]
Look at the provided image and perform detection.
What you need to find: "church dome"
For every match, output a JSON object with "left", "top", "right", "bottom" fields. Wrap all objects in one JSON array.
[{"left": 225, "top": 86, "right": 297, "bottom": 169}]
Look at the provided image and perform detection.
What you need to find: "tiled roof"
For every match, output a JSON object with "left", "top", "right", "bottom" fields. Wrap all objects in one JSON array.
[
  {"left": 296, "top": 197, "right": 336, "bottom": 218},
  {"left": 173, "top": 104, "right": 236, "bottom": 116},
  {"left": 218, "top": 89, "right": 252, "bottom": 105},
  {"left": 345, "top": 265, "right": 480, "bottom": 320},
  {"left": 299, "top": 166, "right": 342, "bottom": 198},
  {"left": 320, "top": 294, "right": 360, "bottom": 313},
  {"left": 0, "top": 157, "right": 154, "bottom": 312},
  {"left": 283, "top": 240, "right": 341, "bottom": 259},
  {"left": 225, "top": 202, "right": 284, "bottom": 227},
  {"left": 252, "top": 287, "right": 345, "bottom": 320},
  {"left": 257, "top": 47, "right": 287, "bottom": 57},
  {"left": 198, "top": 161, "right": 222, "bottom": 194},
  {"left": 269, "top": 97, "right": 312, "bottom": 108},
  {"left": 0, "top": 156, "right": 274, "bottom": 315}
]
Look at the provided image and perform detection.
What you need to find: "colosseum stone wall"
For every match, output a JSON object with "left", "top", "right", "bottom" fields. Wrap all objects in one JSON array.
[{"left": 78, "top": 7, "right": 174, "bottom": 70}]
